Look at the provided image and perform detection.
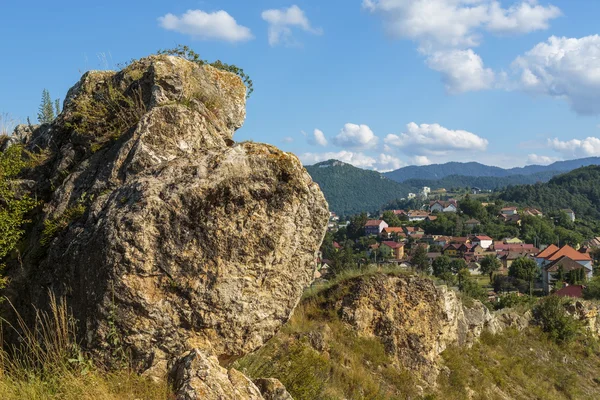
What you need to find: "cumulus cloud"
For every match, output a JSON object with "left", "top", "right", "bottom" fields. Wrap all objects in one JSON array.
[
  {"left": 261, "top": 5, "right": 322, "bottom": 46},
  {"left": 384, "top": 122, "right": 488, "bottom": 154},
  {"left": 363, "top": 0, "right": 560, "bottom": 93},
  {"left": 300, "top": 151, "right": 405, "bottom": 171},
  {"left": 300, "top": 151, "right": 377, "bottom": 168},
  {"left": 333, "top": 123, "right": 379, "bottom": 149},
  {"left": 527, "top": 153, "right": 560, "bottom": 165},
  {"left": 411, "top": 155, "right": 432, "bottom": 166},
  {"left": 426, "top": 49, "right": 495, "bottom": 93},
  {"left": 548, "top": 137, "right": 600, "bottom": 157},
  {"left": 307, "top": 129, "right": 328, "bottom": 146},
  {"left": 158, "top": 10, "right": 253, "bottom": 42},
  {"left": 512, "top": 35, "right": 600, "bottom": 115}
]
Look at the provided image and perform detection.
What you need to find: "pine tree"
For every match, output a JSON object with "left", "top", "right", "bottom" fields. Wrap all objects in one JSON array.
[
  {"left": 37, "top": 89, "right": 55, "bottom": 124},
  {"left": 54, "top": 98, "right": 61, "bottom": 117}
]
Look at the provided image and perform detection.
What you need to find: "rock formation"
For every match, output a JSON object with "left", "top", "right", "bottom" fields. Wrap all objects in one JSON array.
[
  {"left": 321, "top": 273, "right": 528, "bottom": 382},
  {"left": 6, "top": 54, "right": 329, "bottom": 387}
]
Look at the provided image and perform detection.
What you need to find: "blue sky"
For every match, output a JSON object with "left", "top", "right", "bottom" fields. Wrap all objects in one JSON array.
[{"left": 2, "top": 0, "right": 600, "bottom": 170}]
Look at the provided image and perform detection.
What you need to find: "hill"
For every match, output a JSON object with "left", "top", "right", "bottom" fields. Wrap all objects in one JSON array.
[
  {"left": 384, "top": 157, "right": 600, "bottom": 182},
  {"left": 305, "top": 160, "right": 412, "bottom": 215},
  {"left": 500, "top": 165, "right": 600, "bottom": 220},
  {"left": 404, "top": 171, "right": 558, "bottom": 191}
]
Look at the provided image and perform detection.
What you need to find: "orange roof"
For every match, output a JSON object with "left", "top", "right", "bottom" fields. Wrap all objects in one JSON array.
[
  {"left": 365, "top": 220, "right": 384, "bottom": 226},
  {"left": 382, "top": 227, "right": 404, "bottom": 233},
  {"left": 536, "top": 244, "right": 559, "bottom": 259},
  {"left": 546, "top": 245, "right": 591, "bottom": 262},
  {"left": 382, "top": 241, "right": 404, "bottom": 249}
]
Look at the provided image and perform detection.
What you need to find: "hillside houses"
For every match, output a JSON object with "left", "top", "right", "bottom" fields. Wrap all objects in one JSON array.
[
  {"left": 429, "top": 200, "right": 458, "bottom": 213},
  {"left": 535, "top": 245, "right": 592, "bottom": 292},
  {"left": 364, "top": 220, "right": 388, "bottom": 235}
]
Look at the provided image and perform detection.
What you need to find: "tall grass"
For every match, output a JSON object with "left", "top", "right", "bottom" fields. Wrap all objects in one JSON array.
[{"left": 0, "top": 293, "right": 172, "bottom": 400}]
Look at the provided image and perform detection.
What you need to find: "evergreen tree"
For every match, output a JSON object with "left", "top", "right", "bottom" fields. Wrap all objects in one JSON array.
[
  {"left": 37, "top": 89, "right": 55, "bottom": 124},
  {"left": 54, "top": 98, "right": 61, "bottom": 116}
]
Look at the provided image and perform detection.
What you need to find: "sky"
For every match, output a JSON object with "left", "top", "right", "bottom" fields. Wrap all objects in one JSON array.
[{"left": 2, "top": 0, "right": 600, "bottom": 171}]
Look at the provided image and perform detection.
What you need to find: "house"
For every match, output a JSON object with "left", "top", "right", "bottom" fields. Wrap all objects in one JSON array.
[
  {"left": 465, "top": 219, "right": 481, "bottom": 229},
  {"left": 443, "top": 243, "right": 461, "bottom": 257},
  {"left": 562, "top": 209, "right": 576, "bottom": 222},
  {"left": 434, "top": 236, "right": 452, "bottom": 247},
  {"left": 472, "top": 235, "right": 493, "bottom": 250},
  {"left": 584, "top": 237, "right": 600, "bottom": 248},
  {"left": 429, "top": 200, "right": 458, "bottom": 213},
  {"left": 458, "top": 243, "right": 474, "bottom": 256},
  {"left": 381, "top": 227, "right": 406, "bottom": 240},
  {"left": 403, "top": 226, "right": 425, "bottom": 236},
  {"left": 467, "top": 261, "right": 481, "bottom": 275},
  {"left": 407, "top": 210, "right": 429, "bottom": 222},
  {"left": 500, "top": 207, "right": 518, "bottom": 216},
  {"left": 523, "top": 208, "right": 543, "bottom": 217},
  {"left": 504, "top": 237, "right": 524, "bottom": 244},
  {"left": 471, "top": 187, "right": 482, "bottom": 195},
  {"left": 536, "top": 245, "right": 593, "bottom": 292},
  {"left": 427, "top": 252, "right": 442, "bottom": 265},
  {"left": 333, "top": 242, "right": 342, "bottom": 250},
  {"left": 392, "top": 210, "right": 407, "bottom": 217},
  {"left": 426, "top": 215, "right": 438, "bottom": 222},
  {"left": 381, "top": 241, "right": 405, "bottom": 259},
  {"left": 543, "top": 256, "right": 593, "bottom": 293},
  {"left": 364, "top": 220, "right": 388, "bottom": 236},
  {"left": 494, "top": 242, "right": 537, "bottom": 253},
  {"left": 500, "top": 213, "right": 522, "bottom": 226},
  {"left": 499, "top": 252, "right": 533, "bottom": 272}
]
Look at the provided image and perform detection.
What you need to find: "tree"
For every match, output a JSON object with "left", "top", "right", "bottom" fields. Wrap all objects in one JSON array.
[
  {"left": 37, "top": 89, "right": 55, "bottom": 124},
  {"left": 509, "top": 257, "right": 539, "bottom": 296},
  {"left": 534, "top": 296, "right": 582, "bottom": 343},
  {"left": 432, "top": 255, "right": 451, "bottom": 277},
  {"left": 450, "top": 258, "right": 467, "bottom": 274},
  {"left": 480, "top": 254, "right": 501, "bottom": 282},
  {"left": 54, "top": 98, "right": 61, "bottom": 116},
  {"left": 411, "top": 245, "right": 430, "bottom": 275},
  {"left": 381, "top": 210, "right": 402, "bottom": 227},
  {"left": 347, "top": 213, "right": 368, "bottom": 240}
]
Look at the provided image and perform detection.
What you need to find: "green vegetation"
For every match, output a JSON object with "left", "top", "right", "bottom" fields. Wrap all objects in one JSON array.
[
  {"left": 509, "top": 257, "right": 539, "bottom": 296},
  {"left": 480, "top": 254, "right": 501, "bottom": 283},
  {"left": 403, "top": 171, "right": 557, "bottom": 191},
  {"left": 37, "top": 89, "right": 57, "bottom": 124},
  {"left": 305, "top": 160, "right": 411, "bottom": 215},
  {"left": 501, "top": 165, "right": 600, "bottom": 220},
  {"left": 0, "top": 295, "right": 171, "bottom": 399},
  {"left": 534, "top": 296, "right": 583, "bottom": 343},
  {"left": 0, "top": 145, "right": 37, "bottom": 288},
  {"left": 157, "top": 45, "right": 254, "bottom": 98},
  {"left": 40, "top": 202, "right": 87, "bottom": 246}
]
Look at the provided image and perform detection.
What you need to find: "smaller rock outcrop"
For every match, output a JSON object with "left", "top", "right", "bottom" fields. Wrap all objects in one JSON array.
[
  {"left": 253, "top": 378, "right": 294, "bottom": 400},
  {"left": 169, "top": 349, "right": 265, "bottom": 400}
]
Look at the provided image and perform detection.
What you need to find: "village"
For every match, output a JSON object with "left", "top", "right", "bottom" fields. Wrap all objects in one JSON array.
[{"left": 319, "top": 192, "right": 600, "bottom": 302}]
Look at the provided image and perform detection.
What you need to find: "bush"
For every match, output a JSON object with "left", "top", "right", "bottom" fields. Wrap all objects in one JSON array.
[
  {"left": 583, "top": 276, "right": 600, "bottom": 300},
  {"left": 534, "top": 296, "right": 582, "bottom": 343},
  {"left": 495, "top": 293, "right": 537, "bottom": 311}
]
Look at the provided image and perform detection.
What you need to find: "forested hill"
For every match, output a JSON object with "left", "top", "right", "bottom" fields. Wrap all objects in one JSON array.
[
  {"left": 384, "top": 157, "right": 600, "bottom": 182},
  {"left": 499, "top": 165, "right": 600, "bottom": 219},
  {"left": 305, "top": 160, "right": 412, "bottom": 215},
  {"left": 403, "top": 171, "right": 558, "bottom": 191}
]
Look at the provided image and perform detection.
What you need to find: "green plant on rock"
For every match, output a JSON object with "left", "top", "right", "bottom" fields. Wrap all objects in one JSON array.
[
  {"left": 157, "top": 45, "right": 254, "bottom": 98},
  {"left": 0, "top": 145, "right": 37, "bottom": 288},
  {"left": 40, "top": 196, "right": 87, "bottom": 247}
]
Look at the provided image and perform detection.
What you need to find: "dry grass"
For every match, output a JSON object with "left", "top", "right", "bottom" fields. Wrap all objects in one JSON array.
[
  {"left": 0, "top": 113, "right": 18, "bottom": 136},
  {"left": 0, "top": 293, "right": 172, "bottom": 400}
]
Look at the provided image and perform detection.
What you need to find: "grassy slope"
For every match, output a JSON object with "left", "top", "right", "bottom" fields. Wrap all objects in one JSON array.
[{"left": 236, "top": 272, "right": 600, "bottom": 400}]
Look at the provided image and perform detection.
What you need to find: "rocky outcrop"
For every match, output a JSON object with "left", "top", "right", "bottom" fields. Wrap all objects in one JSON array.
[
  {"left": 7, "top": 54, "right": 329, "bottom": 378},
  {"left": 322, "top": 273, "right": 528, "bottom": 382},
  {"left": 253, "top": 378, "right": 294, "bottom": 400},
  {"left": 169, "top": 349, "right": 264, "bottom": 400}
]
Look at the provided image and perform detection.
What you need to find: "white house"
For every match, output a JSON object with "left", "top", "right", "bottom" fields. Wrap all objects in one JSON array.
[
  {"left": 429, "top": 200, "right": 457, "bottom": 213},
  {"left": 472, "top": 235, "right": 493, "bottom": 250},
  {"left": 500, "top": 207, "right": 518, "bottom": 216},
  {"left": 562, "top": 209, "right": 576, "bottom": 222},
  {"left": 364, "top": 220, "right": 388, "bottom": 236}
]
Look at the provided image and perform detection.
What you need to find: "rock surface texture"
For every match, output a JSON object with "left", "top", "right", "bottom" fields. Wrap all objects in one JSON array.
[
  {"left": 323, "top": 274, "right": 528, "bottom": 381},
  {"left": 8, "top": 55, "right": 328, "bottom": 385}
]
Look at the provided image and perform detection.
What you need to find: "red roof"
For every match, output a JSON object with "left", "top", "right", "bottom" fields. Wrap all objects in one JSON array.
[
  {"left": 382, "top": 227, "right": 404, "bottom": 233},
  {"left": 554, "top": 285, "right": 584, "bottom": 299},
  {"left": 365, "top": 220, "right": 384, "bottom": 227},
  {"left": 536, "top": 244, "right": 559, "bottom": 259},
  {"left": 382, "top": 241, "right": 404, "bottom": 249},
  {"left": 474, "top": 235, "right": 493, "bottom": 241},
  {"left": 546, "top": 245, "right": 591, "bottom": 262}
]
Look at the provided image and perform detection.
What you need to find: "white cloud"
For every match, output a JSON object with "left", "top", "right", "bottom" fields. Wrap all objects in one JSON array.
[
  {"left": 300, "top": 151, "right": 377, "bottom": 168},
  {"left": 308, "top": 129, "right": 328, "bottom": 146},
  {"left": 548, "top": 137, "right": 600, "bottom": 157},
  {"left": 411, "top": 155, "right": 432, "bottom": 166},
  {"left": 261, "top": 5, "right": 322, "bottom": 46},
  {"left": 526, "top": 153, "right": 560, "bottom": 165},
  {"left": 426, "top": 49, "right": 495, "bottom": 93},
  {"left": 363, "top": 0, "right": 560, "bottom": 93},
  {"left": 300, "top": 151, "right": 405, "bottom": 171},
  {"left": 333, "top": 123, "right": 379, "bottom": 149},
  {"left": 282, "top": 136, "right": 294, "bottom": 143},
  {"left": 376, "top": 153, "right": 405, "bottom": 171},
  {"left": 512, "top": 35, "right": 600, "bottom": 115},
  {"left": 384, "top": 122, "right": 488, "bottom": 154},
  {"left": 158, "top": 10, "right": 253, "bottom": 42}
]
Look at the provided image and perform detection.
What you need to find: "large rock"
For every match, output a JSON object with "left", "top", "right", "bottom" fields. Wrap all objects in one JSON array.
[
  {"left": 8, "top": 55, "right": 329, "bottom": 373},
  {"left": 322, "top": 274, "right": 526, "bottom": 382}
]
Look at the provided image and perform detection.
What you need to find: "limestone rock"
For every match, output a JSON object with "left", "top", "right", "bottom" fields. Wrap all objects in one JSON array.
[
  {"left": 170, "top": 349, "right": 264, "bottom": 400},
  {"left": 8, "top": 54, "right": 329, "bottom": 373},
  {"left": 253, "top": 378, "right": 294, "bottom": 400},
  {"left": 323, "top": 274, "right": 526, "bottom": 382}
]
